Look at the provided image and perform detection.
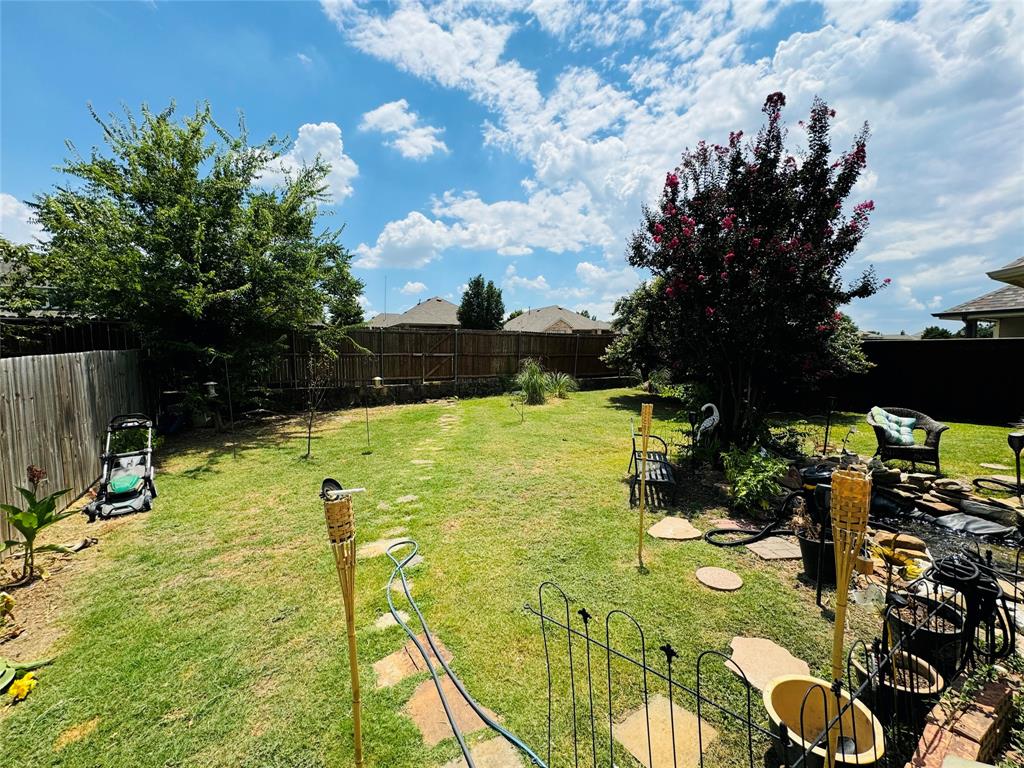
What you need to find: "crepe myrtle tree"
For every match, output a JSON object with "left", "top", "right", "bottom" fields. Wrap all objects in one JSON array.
[{"left": 628, "top": 93, "right": 887, "bottom": 446}]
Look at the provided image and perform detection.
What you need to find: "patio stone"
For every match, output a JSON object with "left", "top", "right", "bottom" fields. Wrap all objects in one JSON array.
[
  {"left": 371, "top": 610, "right": 410, "bottom": 631},
  {"left": 396, "top": 494, "right": 420, "bottom": 504},
  {"left": 357, "top": 538, "right": 407, "bottom": 559},
  {"left": 708, "top": 518, "right": 754, "bottom": 531},
  {"left": 404, "top": 675, "right": 499, "bottom": 747},
  {"left": 727, "top": 637, "right": 809, "bottom": 691},
  {"left": 647, "top": 517, "right": 702, "bottom": 541},
  {"left": 373, "top": 633, "right": 453, "bottom": 688},
  {"left": 695, "top": 566, "right": 742, "bottom": 591},
  {"left": 439, "top": 737, "right": 524, "bottom": 768},
  {"left": 613, "top": 694, "right": 717, "bottom": 768},
  {"left": 746, "top": 537, "right": 801, "bottom": 560}
]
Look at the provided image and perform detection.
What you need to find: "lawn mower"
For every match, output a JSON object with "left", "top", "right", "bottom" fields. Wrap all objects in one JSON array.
[{"left": 84, "top": 414, "right": 157, "bottom": 522}]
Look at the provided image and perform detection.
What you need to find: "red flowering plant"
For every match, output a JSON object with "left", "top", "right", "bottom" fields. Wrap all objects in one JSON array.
[{"left": 627, "top": 93, "right": 886, "bottom": 446}]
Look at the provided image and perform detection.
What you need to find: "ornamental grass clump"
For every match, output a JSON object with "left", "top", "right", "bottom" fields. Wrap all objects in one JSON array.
[
  {"left": 546, "top": 371, "right": 579, "bottom": 399},
  {"left": 514, "top": 358, "right": 548, "bottom": 404}
]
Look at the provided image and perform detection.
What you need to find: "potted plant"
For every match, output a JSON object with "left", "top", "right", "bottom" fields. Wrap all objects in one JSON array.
[
  {"left": 850, "top": 648, "right": 944, "bottom": 723},
  {"left": 885, "top": 594, "right": 967, "bottom": 682},
  {"left": 791, "top": 500, "right": 836, "bottom": 585}
]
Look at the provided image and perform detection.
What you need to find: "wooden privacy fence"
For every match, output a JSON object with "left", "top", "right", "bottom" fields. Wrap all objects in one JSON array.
[
  {"left": 269, "top": 328, "right": 615, "bottom": 389},
  {"left": 1, "top": 349, "right": 144, "bottom": 560}
]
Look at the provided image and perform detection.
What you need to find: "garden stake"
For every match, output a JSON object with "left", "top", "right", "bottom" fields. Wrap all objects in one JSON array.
[
  {"left": 322, "top": 483, "right": 366, "bottom": 768},
  {"left": 637, "top": 403, "right": 653, "bottom": 568},
  {"left": 827, "top": 468, "right": 872, "bottom": 766}
]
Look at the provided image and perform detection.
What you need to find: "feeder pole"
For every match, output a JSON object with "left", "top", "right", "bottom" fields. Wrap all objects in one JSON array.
[
  {"left": 323, "top": 488, "right": 365, "bottom": 768},
  {"left": 637, "top": 403, "right": 653, "bottom": 569},
  {"left": 827, "top": 468, "right": 872, "bottom": 766}
]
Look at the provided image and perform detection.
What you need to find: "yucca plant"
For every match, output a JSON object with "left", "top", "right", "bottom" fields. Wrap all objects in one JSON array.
[
  {"left": 514, "top": 358, "right": 548, "bottom": 405},
  {"left": 546, "top": 371, "right": 579, "bottom": 399}
]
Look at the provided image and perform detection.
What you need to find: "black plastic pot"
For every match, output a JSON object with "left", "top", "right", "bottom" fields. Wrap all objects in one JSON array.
[
  {"left": 851, "top": 650, "right": 945, "bottom": 723},
  {"left": 886, "top": 596, "right": 966, "bottom": 682},
  {"left": 798, "top": 534, "right": 836, "bottom": 584}
]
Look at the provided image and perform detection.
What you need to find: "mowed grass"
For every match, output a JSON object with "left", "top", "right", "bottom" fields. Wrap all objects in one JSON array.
[{"left": 2, "top": 388, "right": 970, "bottom": 768}]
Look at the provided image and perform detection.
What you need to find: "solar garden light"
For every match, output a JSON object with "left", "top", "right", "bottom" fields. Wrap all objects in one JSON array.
[
  {"left": 321, "top": 479, "right": 367, "bottom": 768},
  {"left": 202, "top": 380, "right": 218, "bottom": 398}
]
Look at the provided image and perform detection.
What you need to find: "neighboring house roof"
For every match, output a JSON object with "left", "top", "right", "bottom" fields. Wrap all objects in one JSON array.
[
  {"left": 503, "top": 305, "right": 612, "bottom": 333},
  {"left": 367, "top": 297, "right": 459, "bottom": 328},
  {"left": 933, "top": 284, "right": 1024, "bottom": 320},
  {"left": 988, "top": 256, "right": 1024, "bottom": 288}
]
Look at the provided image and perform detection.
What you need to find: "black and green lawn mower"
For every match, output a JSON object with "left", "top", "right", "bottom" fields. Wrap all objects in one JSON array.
[{"left": 84, "top": 414, "right": 157, "bottom": 522}]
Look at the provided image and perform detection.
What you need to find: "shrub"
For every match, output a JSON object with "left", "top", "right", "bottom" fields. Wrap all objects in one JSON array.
[
  {"left": 514, "top": 358, "right": 548, "bottom": 405},
  {"left": 722, "top": 448, "right": 789, "bottom": 512},
  {"left": 546, "top": 371, "right": 579, "bottom": 399}
]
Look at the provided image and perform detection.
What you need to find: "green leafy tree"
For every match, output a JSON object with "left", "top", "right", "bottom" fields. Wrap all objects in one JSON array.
[
  {"left": 506, "top": 308, "right": 524, "bottom": 321},
  {"left": 579, "top": 309, "right": 594, "bottom": 319},
  {"left": 627, "top": 93, "right": 885, "bottom": 445},
  {"left": 602, "top": 279, "right": 666, "bottom": 381},
  {"left": 457, "top": 274, "right": 504, "bottom": 330},
  {"left": 921, "top": 325, "right": 954, "bottom": 339},
  {"left": 0, "top": 103, "right": 363, "bottom": 402}
]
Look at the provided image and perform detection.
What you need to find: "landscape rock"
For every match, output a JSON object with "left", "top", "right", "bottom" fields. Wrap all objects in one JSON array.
[
  {"left": 873, "top": 531, "right": 928, "bottom": 552},
  {"left": 916, "top": 499, "right": 959, "bottom": 517},
  {"left": 727, "top": 637, "right": 809, "bottom": 691},
  {"left": 648, "top": 517, "right": 702, "bottom": 541}
]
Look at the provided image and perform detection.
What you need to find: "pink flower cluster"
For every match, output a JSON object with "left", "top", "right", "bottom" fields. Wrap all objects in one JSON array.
[
  {"left": 720, "top": 213, "right": 736, "bottom": 231},
  {"left": 666, "top": 173, "right": 679, "bottom": 189},
  {"left": 853, "top": 200, "right": 875, "bottom": 215}
]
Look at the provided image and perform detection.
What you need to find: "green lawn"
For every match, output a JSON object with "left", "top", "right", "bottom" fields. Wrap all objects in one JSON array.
[{"left": 0, "top": 389, "right": 1013, "bottom": 767}]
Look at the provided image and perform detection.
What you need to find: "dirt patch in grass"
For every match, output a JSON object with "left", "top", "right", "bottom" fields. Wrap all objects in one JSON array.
[
  {"left": 0, "top": 510, "right": 122, "bottom": 663},
  {"left": 53, "top": 717, "right": 101, "bottom": 750}
]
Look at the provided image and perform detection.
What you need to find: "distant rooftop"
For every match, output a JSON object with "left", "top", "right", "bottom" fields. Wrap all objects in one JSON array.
[
  {"left": 503, "top": 305, "right": 611, "bottom": 334},
  {"left": 933, "top": 284, "right": 1024, "bottom": 320},
  {"left": 367, "top": 297, "right": 459, "bottom": 328}
]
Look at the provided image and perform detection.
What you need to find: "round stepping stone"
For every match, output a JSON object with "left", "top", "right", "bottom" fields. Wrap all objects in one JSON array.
[
  {"left": 727, "top": 637, "right": 809, "bottom": 692},
  {"left": 371, "top": 609, "right": 410, "bottom": 631},
  {"left": 647, "top": 517, "right": 702, "bottom": 541},
  {"left": 696, "top": 566, "right": 742, "bottom": 591}
]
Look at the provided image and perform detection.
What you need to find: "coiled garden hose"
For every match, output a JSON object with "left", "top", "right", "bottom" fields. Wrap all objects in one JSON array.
[{"left": 703, "top": 489, "right": 804, "bottom": 547}]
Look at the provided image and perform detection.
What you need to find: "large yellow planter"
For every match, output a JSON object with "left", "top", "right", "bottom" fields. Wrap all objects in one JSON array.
[{"left": 763, "top": 675, "right": 885, "bottom": 767}]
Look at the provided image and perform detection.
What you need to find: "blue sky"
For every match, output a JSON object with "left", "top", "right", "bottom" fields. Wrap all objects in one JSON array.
[{"left": 2, "top": 1, "right": 1022, "bottom": 332}]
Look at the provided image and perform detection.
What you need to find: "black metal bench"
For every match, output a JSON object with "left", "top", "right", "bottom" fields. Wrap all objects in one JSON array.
[{"left": 628, "top": 418, "right": 678, "bottom": 505}]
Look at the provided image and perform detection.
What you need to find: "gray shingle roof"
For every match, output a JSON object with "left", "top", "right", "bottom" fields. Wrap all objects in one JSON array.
[
  {"left": 367, "top": 297, "right": 459, "bottom": 328},
  {"left": 502, "top": 305, "right": 612, "bottom": 333},
  {"left": 933, "top": 284, "right": 1024, "bottom": 319},
  {"left": 988, "top": 256, "right": 1024, "bottom": 287}
]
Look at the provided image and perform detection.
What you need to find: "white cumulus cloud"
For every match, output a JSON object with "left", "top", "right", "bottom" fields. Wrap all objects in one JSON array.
[
  {"left": 263, "top": 122, "right": 358, "bottom": 204},
  {"left": 400, "top": 280, "right": 428, "bottom": 294},
  {"left": 360, "top": 99, "right": 449, "bottom": 160},
  {"left": 0, "top": 193, "right": 45, "bottom": 245}
]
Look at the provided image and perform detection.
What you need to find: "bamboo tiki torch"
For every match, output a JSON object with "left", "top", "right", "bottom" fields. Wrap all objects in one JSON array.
[
  {"left": 637, "top": 403, "right": 654, "bottom": 568},
  {"left": 827, "top": 468, "right": 871, "bottom": 766},
  {"left": 323, "top": 483, "right": 365, "bottom": 768}
]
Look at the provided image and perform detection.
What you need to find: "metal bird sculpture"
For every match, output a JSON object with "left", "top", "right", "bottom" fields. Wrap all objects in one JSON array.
[{"left": 695, "top": 403, "right": 720, "bottom": 446}]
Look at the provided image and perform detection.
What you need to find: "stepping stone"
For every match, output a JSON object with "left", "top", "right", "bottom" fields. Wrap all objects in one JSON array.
[
  {"left": 403, "top": 554, "right": 424, "bottom": 569},
  {"left": 371, "top": 610, "right": 411, "bottom": 631},
  {"left": 411, "top": 459, "right": 435, "bottom": 466},
  {"left": 377, "top": 501, "right": 392, "bottom": 511},
  {"left": 708, "top": 518, "right": 752, "bottom": 531},
  {"left": 727, "top": 637, "right": 809, "bottom": 692},
  {"left": 647, "top": 517, "right": 702, "bottom": 541},
  {"left": 695, "top": 566, "right": 742, "bottom": 591},
  {"left": 391, "top": 579, "right": 414, "bottom": 595},
  {"left": 439, "top": 737, "right": 523, "bottom": 768},
  {"left": 357, "top": 538, "right": 407, "bottom": 559},
  {"left": 613, "top": 694, "right": 717, "bottom": 768},
  {"left": 980, "top": 463, "right": 1011, "bottom": 471},
  {"left": 373, "top": 633, "right": 453, "bottom": 688},
  {"left": 746, "top": 537, "right": 801, "bottom": 560},
  {"left": 396, "top": 495, "right": 419, "bottom": 504},
  {"left": 383, "top": 527, "right": 408, "bottom": 537},
  {"left": 404, "top": 675, "right": 499, "bottom": 746}
]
